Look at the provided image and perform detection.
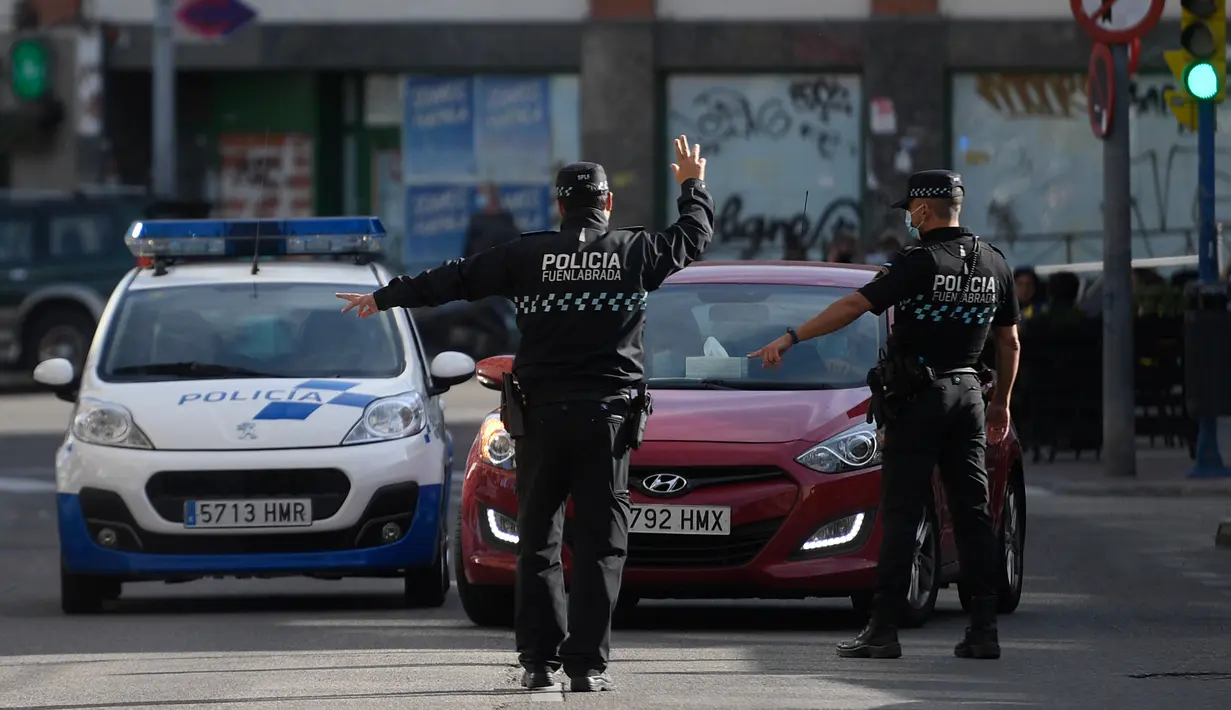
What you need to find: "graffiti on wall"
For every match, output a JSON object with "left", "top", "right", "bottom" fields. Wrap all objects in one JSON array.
[
  {"left": 953, "top": 73, "right": 1231, "bottom": 266},
  {"left": 218, "top": 134, "right": 314, "bottom": 218},
  {"left": 666, "top": 75, "right": 863, "bottom": 261}
]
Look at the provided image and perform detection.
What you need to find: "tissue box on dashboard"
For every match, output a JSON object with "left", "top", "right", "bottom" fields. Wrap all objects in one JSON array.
[{"left": 684, "top": 356, "right": 748, "bottom": 379}]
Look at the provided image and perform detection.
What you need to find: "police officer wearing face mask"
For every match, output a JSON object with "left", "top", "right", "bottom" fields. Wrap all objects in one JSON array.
[
  {"left": 336, "top": 135, "right": 714, "bottom": 692},
  {"left": 748, "top": 170, "right": 1021, "bottom": 661}
]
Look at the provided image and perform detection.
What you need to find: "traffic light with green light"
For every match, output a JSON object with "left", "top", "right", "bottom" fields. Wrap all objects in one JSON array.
[{"left": 1179, "top": 0, "right": 1226, "bottom": 101}]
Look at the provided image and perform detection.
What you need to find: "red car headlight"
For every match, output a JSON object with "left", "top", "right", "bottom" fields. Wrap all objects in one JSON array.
[
  {"left": 478, "top": 413, "right": 515, "bottom": 470},
  {"left": 795, "top": 421, "right": 882, "bottom": 474}
]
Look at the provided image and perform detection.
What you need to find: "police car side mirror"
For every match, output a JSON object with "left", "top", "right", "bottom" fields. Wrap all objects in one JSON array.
[
  {"left": 33, "top": 358, "right": 78, "bottom": 403},
  {"left": 428, "top": 351, "right": 476, "bottom": 396}
]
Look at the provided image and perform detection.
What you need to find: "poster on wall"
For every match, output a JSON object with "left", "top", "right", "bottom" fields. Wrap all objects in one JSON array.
[
  {"left": 951, "top": 72, "right": 1231, "bottom": 266},
  {"left": 402, "top": 77, "right": 476, "bottom": 182},
  {"left": 474, "top": 76, "right": 552, "bottom": 183},
  {"left": 404, "top": 185, "right": 477, "bottom": 262},
  {"left": 664, "top": 74, "right": 864, "bottom": 262},
  {"left": 401, "top": 74, "right": 579, "bottom": 269},
  {"left": 218, "top": 134, "right": 314, "bottom": 218}
]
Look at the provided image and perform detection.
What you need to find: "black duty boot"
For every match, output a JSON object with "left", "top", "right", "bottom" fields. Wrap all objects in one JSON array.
[
  {"left": 569, "top": 672, "right": 615, "bottom": 692},
  {"left": 954, "top": 596, "right": 1000, "bottom": 659},
  {"left": 521, "top": 668, "right": 556, "bottom": 690},
  {"left": 837, "top": 595, "right": 902, "bottom": 659}
]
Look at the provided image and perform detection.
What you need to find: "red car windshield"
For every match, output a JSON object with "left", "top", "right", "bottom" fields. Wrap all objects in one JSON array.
[{"left": 644, "top": 283, "right": 883, "bottom": 390}]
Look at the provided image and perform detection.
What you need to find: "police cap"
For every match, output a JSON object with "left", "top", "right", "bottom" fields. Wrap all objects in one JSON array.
[
  {"left": 890, "top": 170, "right": 964, "bottom": 209},
  {"left": 555, "top": 162, "right": 610, "bottom": 206}
]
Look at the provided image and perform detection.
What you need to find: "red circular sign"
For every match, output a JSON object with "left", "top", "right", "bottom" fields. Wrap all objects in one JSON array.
[
  {"left": 1088, "top": 43, "right": 1115, "bottom": 139},
  {"left": 1128, "top": 37, "right": 1141, "bottom": 76},
  {"left": 1071, "top": 0, "right": 1166, "bottom": 45}
]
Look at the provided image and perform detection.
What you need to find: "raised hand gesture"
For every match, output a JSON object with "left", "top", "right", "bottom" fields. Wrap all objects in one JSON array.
[{"left": 670, "top": 134, "right": 706, "bottom": 185}]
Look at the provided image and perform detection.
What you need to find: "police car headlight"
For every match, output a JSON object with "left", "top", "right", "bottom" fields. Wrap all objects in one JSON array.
[
  {"left": 796, "top": 421, "right": 882, "bottom": 474},
  {"left": 478, "top": 413, "right": 515, "bottom": 470},
  {"left": 341, "top": 393, "right": 426, "bottom": 445},
  {"left": 71, "top": 398, "right": 153, "bottom": 449}
]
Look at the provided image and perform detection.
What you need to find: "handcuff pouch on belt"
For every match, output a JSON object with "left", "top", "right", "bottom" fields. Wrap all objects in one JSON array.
[
  {"left": 628, "top": 383, "right": 654, "bottom": 450},
  {"left": 500, "top": 373, "right": 526, "bottom": 438},
  {"left": 865, "top": 341, "right": 936, "bottom": 427}
]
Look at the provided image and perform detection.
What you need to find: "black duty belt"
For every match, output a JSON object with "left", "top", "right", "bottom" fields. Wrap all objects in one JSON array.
[{"left": 521, "top": 389, "right": 632, "bottom": 409}]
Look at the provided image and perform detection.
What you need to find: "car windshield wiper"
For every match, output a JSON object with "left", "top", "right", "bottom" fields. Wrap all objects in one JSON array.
[
  {"left": 647, "top": 378, "right": 741, "bottom": 390},
  {"left": 110, "top": 362, "right": 280, "bottom": 378}
]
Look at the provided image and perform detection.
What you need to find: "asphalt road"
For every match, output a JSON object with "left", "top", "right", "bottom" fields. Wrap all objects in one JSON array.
[{"left": 3, "top": 400, "right": 1231, "bottom": 708}]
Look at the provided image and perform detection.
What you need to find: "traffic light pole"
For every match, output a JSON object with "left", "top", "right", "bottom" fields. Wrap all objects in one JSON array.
[
  {"left": 1188, "top": 99, "right": 1229, "bottom": 478},
  {"left": 152, "top": 0, "right": 177, "bottom": 198},
  {"left": 1104, "top": 42, "right": 1137, "bottom": 479}
]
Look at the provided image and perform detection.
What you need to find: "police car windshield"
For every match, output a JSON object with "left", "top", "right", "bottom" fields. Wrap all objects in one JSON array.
[
  {"left": 99, "top": 283, "right": 406, "bottom": 382},
  {"left": 644, "top": 283, "right": 883, "bottom": 390}
]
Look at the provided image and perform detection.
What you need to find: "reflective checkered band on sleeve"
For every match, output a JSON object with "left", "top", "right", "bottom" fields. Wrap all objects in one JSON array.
[
  {"left": 512, "top": 292, "right": 648, "bottom": 314},
  {"left": 902, "top": 295, "right": 996, "bottom": 324}
]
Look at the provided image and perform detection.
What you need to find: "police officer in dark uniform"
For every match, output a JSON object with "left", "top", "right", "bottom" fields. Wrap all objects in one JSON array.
[
  {"left": 748, "top": 170, "right": 1021, "bottom": 661},
  {"left": 337, "top": 135, "right": 715, "bottom": 691}
]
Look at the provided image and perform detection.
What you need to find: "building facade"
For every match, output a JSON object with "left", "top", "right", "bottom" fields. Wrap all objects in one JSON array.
[{"left": 4, "top": 0, "right": 1228, "bottom": 269}]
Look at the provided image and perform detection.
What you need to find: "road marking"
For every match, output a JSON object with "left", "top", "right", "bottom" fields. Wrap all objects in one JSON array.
[
  {"left": 0, "top": 477, "right": 56, "bottom": 494},
  {"left": 529, "top": 684, "right": 564, "bottom": 701},
  {"left": 1024, "top": 485, "right": 1054, "bottom": 498}
]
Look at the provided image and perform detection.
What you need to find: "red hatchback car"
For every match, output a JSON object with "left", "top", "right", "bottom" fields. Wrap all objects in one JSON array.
[{"left": 453, "top": 261, "right": 1026, "bottom": 628}]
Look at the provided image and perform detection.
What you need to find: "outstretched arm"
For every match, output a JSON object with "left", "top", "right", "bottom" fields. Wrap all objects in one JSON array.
[{"left": 337, "top": 241, "right": 518, "bottom": 317}]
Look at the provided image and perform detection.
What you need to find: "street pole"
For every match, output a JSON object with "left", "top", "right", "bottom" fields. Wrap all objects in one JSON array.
[
  {"left": 152, "top": 0, "right": 177, "bottom": 198},
  {"left": 1103, "top": 42, "right": 1136, "bottom": 478},
  {"left": 1188, "top": 99, "right": 1227, "bottom": 477}
]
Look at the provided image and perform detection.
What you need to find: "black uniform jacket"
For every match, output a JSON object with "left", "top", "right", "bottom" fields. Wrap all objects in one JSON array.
[
  {"left": 857, "top": 226, "right": 1020, "bottom": 371},
  {"left": 373, "top": 178, "right": 716, "bottom": 400}
]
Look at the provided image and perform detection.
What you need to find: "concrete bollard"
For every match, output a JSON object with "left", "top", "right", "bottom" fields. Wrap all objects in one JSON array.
[{"left": 1217, "top": 521, "right": 1231, "bottom": 550}]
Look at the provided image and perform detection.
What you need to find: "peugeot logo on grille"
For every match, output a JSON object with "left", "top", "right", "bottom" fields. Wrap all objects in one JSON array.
[{"left": 642, "top": 473, "right": 688, "bottom": 495}]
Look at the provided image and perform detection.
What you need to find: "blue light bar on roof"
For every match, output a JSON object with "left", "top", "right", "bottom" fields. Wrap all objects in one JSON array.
[{"left": 124, "top": 217, "right": 387, "bottom": 259}]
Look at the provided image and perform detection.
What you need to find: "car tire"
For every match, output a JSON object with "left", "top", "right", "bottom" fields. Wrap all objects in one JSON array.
[
  {"left": 403, "top": 515, "right": 450, "bottom": 608},
  {"left": 453, "top": 509, "right": 514, "bottom": 627},
  {"left": 24, "top": 309, "right": 95, "bottom": 373},
  {"left": 961, "top": 470, "right": 1027, "bottom": 615},
  {"left": 900, "top": 504, "right": 941, "bottom": 629},
  {"left": 60, "top": 565, "right": 120, "bottom": 615}
]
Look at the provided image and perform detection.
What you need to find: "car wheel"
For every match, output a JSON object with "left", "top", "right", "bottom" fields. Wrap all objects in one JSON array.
[
  {"left": 900, "top": 505, "right": 941, "bottom": 629},
  {"left": 959, "top": 471, "right": 1026, "bottom": 615},
  {"left": 403, "top": 516, "right": 450, "bottom": 608},
  {"left": 24, "top": 309, "right": 95, "bottom": 373},
  {"left": 453, "top": 509, "right": 514, "bottom": 627},
  {"left": 60, "top": 565, "right": 120, "bottom": 615}
]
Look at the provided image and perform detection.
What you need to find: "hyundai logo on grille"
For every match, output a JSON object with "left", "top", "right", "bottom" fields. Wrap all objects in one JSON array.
[{"left": 642, "top": 473, "right": 688, "bottom": 495}]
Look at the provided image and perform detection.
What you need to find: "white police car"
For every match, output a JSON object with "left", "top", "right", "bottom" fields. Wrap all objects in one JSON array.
[{"left": 30, "top": 217, "right": 477, "bottom": 614}]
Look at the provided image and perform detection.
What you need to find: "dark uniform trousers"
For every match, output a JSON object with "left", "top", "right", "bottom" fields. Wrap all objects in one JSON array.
[
  {"left": 514, "top": 398, "right": 631, "bottom": 676},
  {"left": 877, "top": 372, "right": 999, "bottom": 605}
]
